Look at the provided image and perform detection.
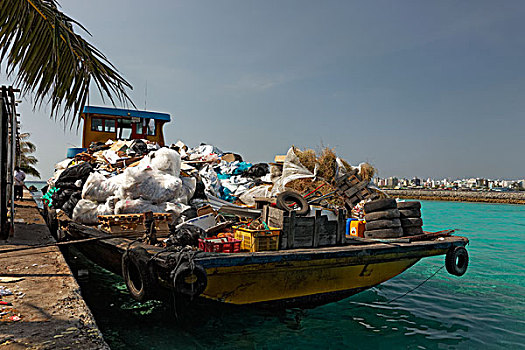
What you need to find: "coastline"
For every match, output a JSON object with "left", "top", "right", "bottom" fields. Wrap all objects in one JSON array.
[{"left": 383, "top": 189, "right": 525, "bottom": 205}]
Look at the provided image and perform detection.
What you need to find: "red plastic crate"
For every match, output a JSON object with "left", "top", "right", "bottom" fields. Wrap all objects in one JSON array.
[{"left": 198, "top": 237, "right": 242, "bottom": 253}]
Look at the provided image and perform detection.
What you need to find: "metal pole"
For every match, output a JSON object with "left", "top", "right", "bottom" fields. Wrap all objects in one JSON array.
[
  {"left": 8, "top": 87, "right": 16, "bottom": 236},
  {"left": 0, "top": 87, "right": 8, "bottom": 239}
]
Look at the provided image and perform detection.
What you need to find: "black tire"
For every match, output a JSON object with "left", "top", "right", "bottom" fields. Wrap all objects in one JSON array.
[
  {"left": 122, "top": 247, "right": 156, "bottom": 302},
  {"left": 172, "top": 262, "right": 207, "bottom": 297},
  {"left": 445, "top": 246, "right": 469, "bottom": 276},
  {"left": 364, "top": 209, "right": 400, "bottom": 221},
  {"left": 399, "top": 209, "right": 421, "bottom": 218},
  {"left": 276, "top": 190, "right": 310, "bottom": 216},
  {"left": 363, "top": 198, "right": 397, "bottom": 213},
  {"left": 400, "top": 217, "right": 423, "bottom": 227},
  {"left": 397, "top": 201, "right": 421, "bottom": 210},
  {"left": 365, "top": 219, "right": 401, "bottom": 231},
  {"left": 403, "top": 226, "right": 424, "bottom": 236},
  {"left": 364, "top": 226, "right": 403, "bottom": 239}
]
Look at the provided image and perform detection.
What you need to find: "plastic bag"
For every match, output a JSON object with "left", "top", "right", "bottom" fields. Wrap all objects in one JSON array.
[
  {"left": 72, "top": 199, "right": 114, "bottom": 225},
  {"left": 118, "top": 167, "right": 182, "bottom": 203},
  {"left": 239, "top": 185, "right": 272, "bottom": 206},
  {"left": 270, "top": 147, "right": 315, "bottom": 196},
  {"left": 115, "top": 198, "right": 163, "bottom": 214},
  {"left": 139, "top": 147, "right": 181, "bottom": 176},
  {"left": 82, "top": 172, "right": 124, "bottom": 202},
  {"left": 55, "top": 162, "right": 93, "bottom": 186},
  {"left": 176, "top": 176, "right": 197, "bottom": 204},
  {"left": 243, "top": 163, "right": 269, "bottom": 178}
]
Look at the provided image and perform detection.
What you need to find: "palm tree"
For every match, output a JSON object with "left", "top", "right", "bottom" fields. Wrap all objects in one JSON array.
[
  {"left": 0, "top": 0, "right": 133, "bottom": 127},
  {"left": 18, "top": 132, "right": 40, "bottom": 178}
]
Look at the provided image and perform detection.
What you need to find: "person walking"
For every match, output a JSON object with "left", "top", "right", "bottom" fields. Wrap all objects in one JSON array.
[{"left": 14, "top": 166, "right": 26, "bottom": 200}]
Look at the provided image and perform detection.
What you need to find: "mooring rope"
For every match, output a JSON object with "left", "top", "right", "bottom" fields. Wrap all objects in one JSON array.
[{"left": 348, "top": 264, "right": 445, "bottom": 310}]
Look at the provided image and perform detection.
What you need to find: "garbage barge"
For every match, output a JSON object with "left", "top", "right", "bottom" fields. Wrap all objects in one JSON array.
[{"left": 42, "top": 105, "right": 469, "bottom": 309}]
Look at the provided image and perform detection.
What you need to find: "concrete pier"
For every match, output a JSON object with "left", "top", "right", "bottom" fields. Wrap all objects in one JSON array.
[
  {"left": 383, "top": 189, "right": 525, "bottom": 204},
  {"left": 0, "top": 191, "right": 109, "bottom": 349}
]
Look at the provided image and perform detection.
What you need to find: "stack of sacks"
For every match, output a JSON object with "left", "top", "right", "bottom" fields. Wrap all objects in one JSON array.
[{"left": 73, "top": 148, "right": 194, "bottom": 224}]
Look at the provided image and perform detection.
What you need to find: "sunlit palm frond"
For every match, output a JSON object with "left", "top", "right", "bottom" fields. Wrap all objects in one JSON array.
[{"left": 0, "top": 0, "right": 134, "bottom": 127}]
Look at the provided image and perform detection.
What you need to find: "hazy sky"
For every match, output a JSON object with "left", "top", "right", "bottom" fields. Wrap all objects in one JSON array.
[{"left": 6, "top": 0, "right": 525, "bottom": 180}]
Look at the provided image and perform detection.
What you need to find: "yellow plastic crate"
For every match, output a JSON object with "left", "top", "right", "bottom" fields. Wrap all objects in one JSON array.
[{"left": 233, "top": 225, "right": 281, "bottom": 252}]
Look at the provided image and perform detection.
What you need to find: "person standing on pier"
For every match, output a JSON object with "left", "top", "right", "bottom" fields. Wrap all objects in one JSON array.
[{"left": 14, "top": 167, "right": 26, "bottom": 200}]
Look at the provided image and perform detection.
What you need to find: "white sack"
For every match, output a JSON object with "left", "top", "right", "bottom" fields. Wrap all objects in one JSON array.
[
  {"left": 270, "top": 147, "right": 315, "bottom": 196},
  {"left": 82, "top": 172, "right": 124, "bottom": 202},
  {"left": 139, "top": 147, "right": 181, "bottom": 176},
  {"left": 72, "top": 199, "right": 114, "bottom": 225},
  {"left": 114, "top": 198, "right": 166, "bottom": 214},
  {"left": 118, "top": 167, "right": 182, "bottom": 203}
]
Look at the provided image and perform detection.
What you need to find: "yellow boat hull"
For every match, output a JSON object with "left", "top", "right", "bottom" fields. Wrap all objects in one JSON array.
[{"left": 203, "top": 257, "right": 419, "bottom": 304}]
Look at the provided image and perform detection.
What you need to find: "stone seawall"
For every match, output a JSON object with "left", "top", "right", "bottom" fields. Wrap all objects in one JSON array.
[{"left": 383, "top": 189, "right": 525, "bottom": 205}]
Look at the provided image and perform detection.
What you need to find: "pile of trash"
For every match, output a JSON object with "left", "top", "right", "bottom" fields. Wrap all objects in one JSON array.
[{"left": 44, "top": 139, "right": 372, "bottom": 227}]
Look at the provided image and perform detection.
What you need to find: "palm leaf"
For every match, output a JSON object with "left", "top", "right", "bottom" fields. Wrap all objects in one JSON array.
[{"left": 0, "top": 0, "right": 134, "bottom": 127}]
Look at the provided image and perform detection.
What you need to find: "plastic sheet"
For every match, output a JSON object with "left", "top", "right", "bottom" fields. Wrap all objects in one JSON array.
[
  {"left": 239, "top": 185, "right": 272, "bottom": 206},
  {"left": 177, "top": 176, "right": 197, "bottom": 204}
]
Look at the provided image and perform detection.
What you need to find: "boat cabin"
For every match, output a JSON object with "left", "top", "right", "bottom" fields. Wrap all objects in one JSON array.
[{"left": 81, "top": 106, "right": 170, "bottom": 148}]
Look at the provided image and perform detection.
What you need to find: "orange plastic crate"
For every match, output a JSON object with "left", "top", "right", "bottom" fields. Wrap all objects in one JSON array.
[{"left": 233, "top": 225, "right": 281, "bottom": 252}]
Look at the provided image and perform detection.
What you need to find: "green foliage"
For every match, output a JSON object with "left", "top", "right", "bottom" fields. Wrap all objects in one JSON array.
[
  {"left": 0, "top": 0, "right": 133, "bottom": 127},
  {"left": 18, "top": 132, "right": 40, "bottom": 178}
]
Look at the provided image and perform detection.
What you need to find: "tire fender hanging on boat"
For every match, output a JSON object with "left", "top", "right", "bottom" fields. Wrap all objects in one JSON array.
[
  {"left": 445, "top": 246, "right": 469, "bottom": 276},
  {"left": 171, "top": 261, "right": 207, "bottom": 297},
  {"left": 122, "top": 247, "right": 157, "bottom": 302}
]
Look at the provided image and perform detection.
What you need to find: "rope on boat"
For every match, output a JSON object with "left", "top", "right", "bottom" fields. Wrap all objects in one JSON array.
[
  {"left": 0, "top": 233, "right": 141, "bottom": 257},
  {"left": 384, "top": 265, "right": 445, "bottom": 305},
  {"left": 348, "top": 264, "right": 445, "bottom": 310}
]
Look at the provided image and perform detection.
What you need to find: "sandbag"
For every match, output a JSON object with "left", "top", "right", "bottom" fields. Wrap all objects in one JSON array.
[{"left": 117, "top": 167, "right": 182, "bottom": 204}]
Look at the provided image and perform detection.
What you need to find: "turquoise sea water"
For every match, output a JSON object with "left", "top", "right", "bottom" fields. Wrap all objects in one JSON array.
[{"left": 71, "top": 201, "right": 524, "bottom": 349}]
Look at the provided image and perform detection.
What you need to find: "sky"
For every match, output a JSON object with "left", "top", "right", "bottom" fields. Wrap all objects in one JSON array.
[{"left": 6, "top": 0, "right": 525, "bottom": 181}]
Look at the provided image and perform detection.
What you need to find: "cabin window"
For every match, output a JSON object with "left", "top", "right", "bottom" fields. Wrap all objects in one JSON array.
[
  {"left": 91, "top": 118, "right": 104, "bottom": 132},
  {"left": 104, "top": 119, "right": 116, "bottom": 133},
  {"left": 117, "top": 119, "right": 132, "bottom": 140},
  {"left": 136, "top": 120, "right": 144, "bottom": 135},
  {"left": 146, "top": 118, "right": 156, "bottom": 136}
]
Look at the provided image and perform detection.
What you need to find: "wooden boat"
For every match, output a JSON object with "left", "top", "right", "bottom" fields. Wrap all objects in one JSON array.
[
  {"left": 49, "top": 105, "right": 470, "bottom": 308},
  {"left": 59, "top": 218, "right": 469, "bottom": 308}
]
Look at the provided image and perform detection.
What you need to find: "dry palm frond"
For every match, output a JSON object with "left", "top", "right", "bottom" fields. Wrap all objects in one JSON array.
[
  {"left": 295, "top": 148, "right": 317, "bottom": 174},
  {"left": 359, "top": 162, "right": 376, "bottom": 182},
  {"left": 0, "top": 0, "right": 133, "bottom": 127},
  {"left": 317, "top": 147, "right": 337, "bottom": 180}
]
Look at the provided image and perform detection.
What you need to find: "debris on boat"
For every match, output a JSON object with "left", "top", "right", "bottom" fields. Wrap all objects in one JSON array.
[{"left": 43, "top": 106, "right": 469, "bottom": 308}]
